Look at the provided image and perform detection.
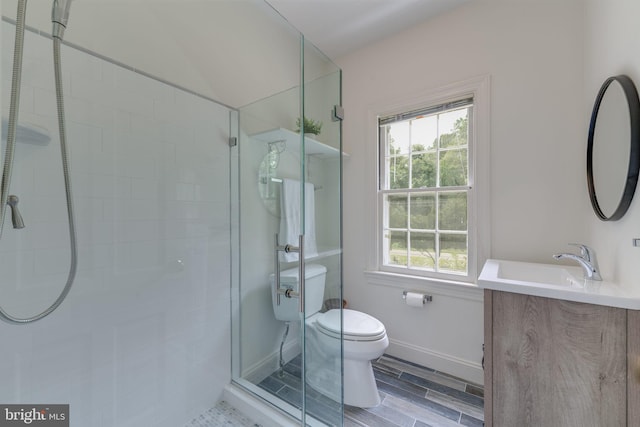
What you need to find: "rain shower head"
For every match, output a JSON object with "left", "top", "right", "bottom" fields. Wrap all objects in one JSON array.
[{"left": 52, "top": 0, "right": 73, "bottom": 40}]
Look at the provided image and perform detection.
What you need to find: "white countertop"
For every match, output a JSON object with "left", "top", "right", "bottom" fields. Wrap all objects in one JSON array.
[{"left": 478, "top": 259, "right": 640, "bottom": 310}]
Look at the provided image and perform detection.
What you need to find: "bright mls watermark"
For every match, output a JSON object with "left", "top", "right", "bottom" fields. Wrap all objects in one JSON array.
[{"left": 0, "top": 405, "right": 69, "bottom": 427}]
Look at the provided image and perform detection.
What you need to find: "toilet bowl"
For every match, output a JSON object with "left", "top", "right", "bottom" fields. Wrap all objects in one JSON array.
[
  {"left": 271, "top": 265, "right": 389, "bottom": 408},
  {"left": 306, "top": 309, "right": 389, "bottom": 408}
]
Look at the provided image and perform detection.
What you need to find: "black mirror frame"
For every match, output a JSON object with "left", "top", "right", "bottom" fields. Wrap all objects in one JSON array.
[{"left": 587, "top": 74, "right": 640, "bottom": 221}]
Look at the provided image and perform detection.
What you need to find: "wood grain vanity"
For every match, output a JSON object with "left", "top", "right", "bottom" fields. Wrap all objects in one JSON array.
[{"left": 484, "top": 290, "right": 640, "bottom": 426}]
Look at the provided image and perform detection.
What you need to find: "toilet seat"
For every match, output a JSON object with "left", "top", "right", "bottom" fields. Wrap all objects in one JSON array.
[{"left": 316, "top": 309, "right": 386, "bottom": 342}]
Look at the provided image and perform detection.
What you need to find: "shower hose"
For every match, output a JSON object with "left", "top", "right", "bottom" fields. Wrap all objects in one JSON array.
[{"left": 0, "top": 0, "right": 77, "bottom": 324}]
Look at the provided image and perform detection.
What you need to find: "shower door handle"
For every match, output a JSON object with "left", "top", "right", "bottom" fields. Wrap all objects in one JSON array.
[
  {"left": 274, "top": 234, "right": 305, "bottom": 313},
  {"left": 298, "top": 234, "right": 305, "bottom": 314}
]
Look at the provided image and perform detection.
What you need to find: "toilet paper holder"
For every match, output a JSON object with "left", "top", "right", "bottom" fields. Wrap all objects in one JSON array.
[{"left": 402, "top": 290, "right": 433, "bottom": 304}]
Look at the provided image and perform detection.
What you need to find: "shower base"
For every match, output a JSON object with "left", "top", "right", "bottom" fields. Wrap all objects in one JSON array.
[{"left": 184, "top": 401, "right": 262, "bottom": 427}]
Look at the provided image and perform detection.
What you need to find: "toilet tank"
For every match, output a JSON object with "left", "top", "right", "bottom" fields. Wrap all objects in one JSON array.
[{"left": 271, "top": 264, "right": 327, "bottom": 321}]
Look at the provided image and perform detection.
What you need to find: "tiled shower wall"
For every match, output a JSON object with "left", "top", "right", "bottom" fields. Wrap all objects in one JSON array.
[{"left": 0, "top": 23, "right": 231, "bottom": 426}]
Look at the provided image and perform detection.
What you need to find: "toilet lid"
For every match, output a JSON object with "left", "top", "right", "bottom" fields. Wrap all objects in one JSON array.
[{"left": 316, "top": 309, "right": 386, "bottom": 341}]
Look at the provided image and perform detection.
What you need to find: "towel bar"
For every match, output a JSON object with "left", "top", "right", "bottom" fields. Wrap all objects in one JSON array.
[{"left": 270, "top": 177, "right": 322, "bottom": 191}]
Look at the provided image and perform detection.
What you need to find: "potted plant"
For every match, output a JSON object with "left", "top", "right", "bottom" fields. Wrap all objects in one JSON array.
[{"left": 296, "top": 117, "right": 323, "bottom": 136}]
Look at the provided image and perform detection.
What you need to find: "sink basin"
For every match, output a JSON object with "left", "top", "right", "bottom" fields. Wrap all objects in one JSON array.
[
  {"left": 479, "top": 259, "right": 640, "bottom": 309},
  {"left": 495, "top": 260, "right": 583, "bottom": 288}
]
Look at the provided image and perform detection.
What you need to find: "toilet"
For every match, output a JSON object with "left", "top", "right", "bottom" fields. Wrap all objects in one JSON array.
[{"left": 271, "top": 264, "right": 389, "bottom": 408}]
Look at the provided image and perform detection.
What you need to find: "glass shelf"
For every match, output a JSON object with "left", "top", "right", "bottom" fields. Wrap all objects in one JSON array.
[{"left": 251, "top": 127, "right": 346, "bottom": 158}]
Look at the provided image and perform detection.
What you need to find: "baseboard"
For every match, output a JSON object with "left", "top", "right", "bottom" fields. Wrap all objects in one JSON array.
[{"left": 387, "top": 338, "right": 484, "bottom": 386}]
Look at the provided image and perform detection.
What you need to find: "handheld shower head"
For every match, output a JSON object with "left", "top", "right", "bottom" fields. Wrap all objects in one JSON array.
[{"left": 52, "top": 0, "right": 73, "bottom": 40}]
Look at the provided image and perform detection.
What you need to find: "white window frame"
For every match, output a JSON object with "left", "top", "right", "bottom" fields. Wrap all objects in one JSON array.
[{"left": 367, "top": 76, "right": 490, "bottom": 286}]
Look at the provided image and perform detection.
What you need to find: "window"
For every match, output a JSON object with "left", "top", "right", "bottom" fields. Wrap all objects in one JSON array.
[{"left": 378, "top": 97, "right": 474, "bottom": 281}]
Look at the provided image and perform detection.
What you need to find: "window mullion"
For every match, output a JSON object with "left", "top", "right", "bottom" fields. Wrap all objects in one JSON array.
[
  {"left": 435, "top": 113, "right": 440, "bottom": 273},
  {"left": 435, "top": 192, "right": 440, "bottom": 273},
  {"left": 407, "top": 121, "right": 413, "bottom": 269},
  {"left": 408, "top": 122, "right": 413, "bottom": 191},
  {"left": 436, "top": 113, "right": 441, "bottom": 189},
  {"left": 408, "top": 120, "right": 412, "bottom": 269}
]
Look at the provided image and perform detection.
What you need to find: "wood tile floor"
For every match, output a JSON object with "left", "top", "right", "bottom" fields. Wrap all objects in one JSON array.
[{"left": 256, "top": 354, "right": 484, "bottom": 426}]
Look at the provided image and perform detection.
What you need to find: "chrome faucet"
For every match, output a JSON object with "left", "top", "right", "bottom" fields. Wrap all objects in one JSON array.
[{"left": 553, "top": 243, "right": 602, "bottom": 281}]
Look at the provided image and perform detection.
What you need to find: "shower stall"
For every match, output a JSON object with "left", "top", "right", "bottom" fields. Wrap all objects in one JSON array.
[{"left": 0, "top": 1, "right": 342, "bottom": 426}]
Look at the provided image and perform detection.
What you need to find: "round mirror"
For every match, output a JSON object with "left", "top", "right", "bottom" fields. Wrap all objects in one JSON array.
[
  {"left": 258, "top": 151, "right": 280, "bottom": 217},
  {"left": 587, "top": 75, "right": 640, "bottom": 221},
  {"left": 257, "top": 139, "right": 294, "bottom": 217}
]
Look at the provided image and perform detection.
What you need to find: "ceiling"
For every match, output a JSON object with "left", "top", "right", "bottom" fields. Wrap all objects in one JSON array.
[{"left": 266, "top": 0, "right": 471, "bottom": 59}]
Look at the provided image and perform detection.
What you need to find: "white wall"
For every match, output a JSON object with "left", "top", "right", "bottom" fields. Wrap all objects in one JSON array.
[
  {"left": 584, "top": 0, "right": 640, "bottom": 289},
  {"left": 0, "top": 23, "right": 231, "bottom": 426},
  {"left": 337, "top": 0, "right": 586, "bottom": 384}
]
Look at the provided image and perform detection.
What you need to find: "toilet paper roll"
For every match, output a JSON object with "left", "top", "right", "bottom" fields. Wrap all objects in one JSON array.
[{"left": 405, "top": 292, "right": 424, "bottom": 308}]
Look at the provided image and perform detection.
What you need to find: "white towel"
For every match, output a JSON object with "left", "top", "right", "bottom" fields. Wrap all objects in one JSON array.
[{"left": 279, "top": 178, "right": 318, "bottom": 262}]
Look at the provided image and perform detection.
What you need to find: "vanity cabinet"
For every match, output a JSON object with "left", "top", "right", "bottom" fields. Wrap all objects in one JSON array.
[{"left": 484, "top": 290, "right": 640, "bottom": 427}]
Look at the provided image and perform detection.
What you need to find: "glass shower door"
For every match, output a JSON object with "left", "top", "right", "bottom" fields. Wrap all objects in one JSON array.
[
  {"left": 233, "top": 72, "right": 310, "bottom": 424},
  {"left": 231, "top": 33, "right": 342, "bottom": 426},
  {"left": 300, "top": 38, "right": 344, "bottom": 425},
  {"left": 229, "top": 4, "right": 343, "bottom": 424}
]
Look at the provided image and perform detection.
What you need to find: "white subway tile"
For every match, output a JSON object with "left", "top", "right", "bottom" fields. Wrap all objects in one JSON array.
[
  {"left": 175, "top": 182, "right": 195, "bottom": 201},
  {"left": 114, "top": 314, "right": 164, "bottom": 425},
  {"left": 33, "top": 87, "right": 57, "bottom": 119},
  {"left": 0, "top": 250, "right": 32, "bottom": 288},
  {"left": 162, "top": 142, "right": 177, "bottom": 168},
  {"left": 126, "top": 199, "right": 161, "bottom": 221},
  {"left": 76, "top": 244, "right": 114, "bottom": 272},
  {"left": 73, "top": 198, "right": 104, "bottom": 222},
  {"left": 66, "top": 95, "right": 115, "bottom": 129},
  {"left": 77, "top": 220, "right": 115, "bottom": 247},
  {"left": 25, "top": 333, "right": 92, "bottom": 406},
  {"left": 131, "top": 177, "right": 161, "bottom": 200},
  {"left": 65, "top": 47, "right": 103, "bottom": 83},
  {"left": 114, "top": 220, "right": 160, "bottom": 243},
  {"left": 130, "top": 114, "right": 162, "bottom": 143},
  {"left": 28, "top": 220, "right": 69, "bottom": 249},
  {"left": 33, "top": 247, "right": 73, "bottom": 276},
  {"left": 115, "top": 67, "right": 173, "bottom": 103},
  {"left": 20, "top": 55, "right": 56, "bottom": 92},
  {"left": 28, "top": 196, "right": 69, "bottom": 223},
  {"left": 1, "top": 83, "right": 35, "bottom": 115}
]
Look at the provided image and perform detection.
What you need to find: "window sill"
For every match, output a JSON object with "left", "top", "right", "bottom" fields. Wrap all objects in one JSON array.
[{"left": 364, "top": 270, "right": 484, "bottom": 302}]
